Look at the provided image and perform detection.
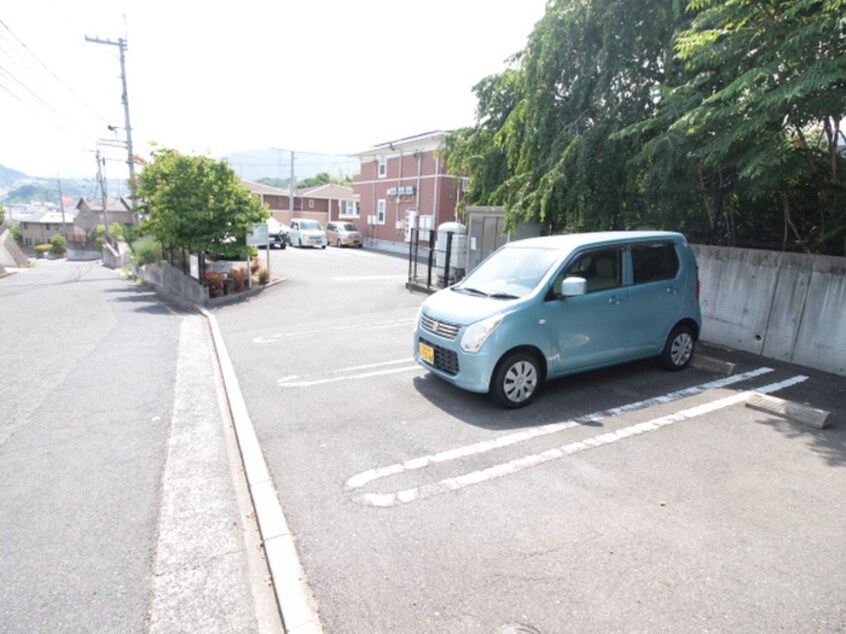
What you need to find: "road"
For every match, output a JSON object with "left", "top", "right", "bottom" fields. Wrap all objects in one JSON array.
[
  {"left": 217, "top": 244, "right": 846, "bottom": 633},
  {"left": 0, "top": 260, "right": 278, "bottom": 633}
]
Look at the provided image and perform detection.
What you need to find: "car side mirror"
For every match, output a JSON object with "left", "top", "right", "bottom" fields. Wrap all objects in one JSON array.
[{"left": 561, "top": 277, "right": 587, "bottom": 297}]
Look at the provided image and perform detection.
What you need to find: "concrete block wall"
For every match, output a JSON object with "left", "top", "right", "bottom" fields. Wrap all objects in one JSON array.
[
  {"left": 132, "top": 261, "right": 208, "bottom": 305},
  {"left": 693, "top": 244, "right": 846, "bottom": 377}
]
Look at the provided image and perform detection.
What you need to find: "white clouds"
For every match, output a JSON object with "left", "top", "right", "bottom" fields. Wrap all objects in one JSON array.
[{"left": 1, "top": 0, "right": 545, "bottom": 177}]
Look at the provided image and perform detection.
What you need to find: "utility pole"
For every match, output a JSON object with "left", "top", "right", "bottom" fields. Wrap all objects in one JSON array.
[
  {"left": 96, "top": 149, "right": 109, "bottom": 242},
  {"left": 289, "top": 150, "right": 295, "bottom": 222},
  {"left": 57, "top": 177, "right": 67, "bottom": 242},
  {"left": 85, "top": 35, "right": 136, "bottom": 211}
]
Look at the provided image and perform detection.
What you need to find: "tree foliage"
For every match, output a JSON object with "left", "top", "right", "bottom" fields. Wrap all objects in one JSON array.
[
  {"left": 446, "top": 0, "right": 846, "bottom": 254},
  {"left": 136, "top": 149, "right": 268, "bottom": 259}
]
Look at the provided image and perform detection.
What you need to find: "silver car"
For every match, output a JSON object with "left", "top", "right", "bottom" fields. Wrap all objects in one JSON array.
[{"left": 326, "top": 222, "right": 363, "bottom": 248}]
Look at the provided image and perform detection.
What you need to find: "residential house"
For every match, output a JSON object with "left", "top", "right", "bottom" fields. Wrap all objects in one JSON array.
[
  {"left": 241, "top": 180, "right": 356, "bottom": 227},
  {"left": 73, "top": 197, "right": 134, "bottom": 235},
  {"left": 351, "top": 130, "right": 467, "bottom": 252},
  {"left": 298, "top": 184, "right": 357, "bottom": 225},
  {"left": 17, "top": 208, "right": 83, "bottom": 247}
]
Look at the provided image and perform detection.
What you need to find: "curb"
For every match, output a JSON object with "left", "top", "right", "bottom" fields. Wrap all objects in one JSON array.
[{"left": 202, "top": 308, "right": 323, "bottom": 634}]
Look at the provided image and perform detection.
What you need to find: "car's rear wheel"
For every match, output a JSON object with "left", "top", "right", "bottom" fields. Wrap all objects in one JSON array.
[
  {"left": 661, "top": 325, "right": 695, "bottom": 370},
  {"left": 491, "top": 350, "right": 541, "bottom": 408},
  {"left": 337, "top": 239, "right": 341, "bottom": 248}
]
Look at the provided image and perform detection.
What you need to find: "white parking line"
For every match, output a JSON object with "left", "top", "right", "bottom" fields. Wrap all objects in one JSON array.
[
  {"left": 253, "top": 317, "right": 415, "bottom": 344},
  {"left": 345, "top": 367, "right": 774, "bottom": 490},
  {"left": 332, "top": 275, "right": 408, "bottom": 281},
  {"left": 349, "top": 371, "right": 807, "bottom": 508},
  {"left": 278, "top": 358, "right": 422, "bottom": 388}
]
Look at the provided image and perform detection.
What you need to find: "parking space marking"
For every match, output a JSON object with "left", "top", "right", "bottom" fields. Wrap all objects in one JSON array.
[
  {"left": 345, "top": 367, "right": 774, "bottom": 490},
  {"left": 278, "top": 358, "right": 423, "bottom": 388},
  {"left": 253, "top": 317, "right": 415, "bottom": 344},
  {"left": 349, "top": 372, "right": 807, "bottom": 508},
  {"left": 332, "top": 275, "right": 408, "bottom": 281}
]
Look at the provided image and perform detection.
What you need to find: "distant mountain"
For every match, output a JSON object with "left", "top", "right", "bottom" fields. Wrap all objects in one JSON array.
[
  {"left": 0, "top": 164, "right": 27, "bottom": 184},
  {"left": 0, "top": 165, "right": 127, "bottom": 206},
  {"left": 222, "top": 149, "right": 360, "bottom": 184}
]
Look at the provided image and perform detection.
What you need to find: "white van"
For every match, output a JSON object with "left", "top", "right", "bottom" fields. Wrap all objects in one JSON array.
[{"left": 289, "top": 219, "right": 327, "bottom": 249}]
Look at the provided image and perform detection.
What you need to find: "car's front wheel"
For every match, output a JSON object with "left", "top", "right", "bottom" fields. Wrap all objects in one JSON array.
[
  {"left": 491, "top": 350, "right": 541, "bottom": 408},
  {"left": 661, "top": 325, "right": 695, "bottom": 370}
]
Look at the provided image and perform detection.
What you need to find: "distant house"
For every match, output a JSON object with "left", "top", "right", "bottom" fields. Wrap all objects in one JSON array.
[
  {"left": 18, "top": 209, "right": 83, "bottom": 247},
  {"left": 351, "top": 130, "right": 467, "bottom": 251},
  {"left": 297, "top": 184, "right": 357, "bottom": 225},
  {"left": 241, "top": 180, "right": 356, "bottom": 226},
  {"left": 73, "top": 197, "right": 133, "bottom": 234}
]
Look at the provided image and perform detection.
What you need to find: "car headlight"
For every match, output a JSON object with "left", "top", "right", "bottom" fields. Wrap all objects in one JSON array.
[{"left": 461, "top": 314, "right": 504, "bottom": 353}]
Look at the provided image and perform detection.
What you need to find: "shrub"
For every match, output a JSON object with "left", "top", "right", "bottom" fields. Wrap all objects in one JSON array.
[
  {"left": 257, "top": 266, "right": 269, "bottom": 285},
  {"left": 35, "top": 243, "right": 51, "bottom": 257},
  {"left": 250, "top": 255, "right": 261, "bottom": 274},
  {"left": 108, "top": 223, "right": 125, "bottom": 240},
  {"left": 49, "top": 234, "right": 67, "bottom": 255},
  {"left": 229, "top": 267, "right": 247, "bottom": 293},
  {"left": 204, "top": 271, "right": 225, "bottom": 298},
  {"left": 131, "top": 236, "right": 162, "bottom": 266}
]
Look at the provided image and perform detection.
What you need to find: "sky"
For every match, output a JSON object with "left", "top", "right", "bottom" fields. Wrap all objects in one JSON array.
[{"left": 1, "top": 0, "right": 548, "bottom": 180}]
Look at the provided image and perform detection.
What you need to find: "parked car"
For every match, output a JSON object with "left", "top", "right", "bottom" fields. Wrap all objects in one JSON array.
[
  {"left": 414, "top": 231, "right": 702, "bottom": 408},
  {"left": 325, "top": 221, "right": 363, "bottom": 248},
  {"left": 266, "top": 217, "right": 289, "bottom": 249},
  {"left": 289, "top": 219, "right": 327, "bottom": 249}
]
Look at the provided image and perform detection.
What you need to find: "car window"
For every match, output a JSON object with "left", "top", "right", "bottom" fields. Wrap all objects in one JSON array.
[
  {"left": 632, "top": 243, "right": 679, "bottom": 284},
  {"left": 341, "top": 223, "right": 358, "bottom": 231},
  {"left": 563, "top": 247, "right": 623, "bottom": 293},
  {"left": 301, "top": 220, "right": 321, "bottom": 230},
  {"left": 456, "top": 246, "right": 560, "bottom": 298}
]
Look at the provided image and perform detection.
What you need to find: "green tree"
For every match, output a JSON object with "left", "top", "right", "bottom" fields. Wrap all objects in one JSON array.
[
  {"left": 662, "top": 0, "right": 845, "bottom": 252},
  {"left": 296, "top": 172, "right": 353, "bottom": 188},
  {"left": 136, "top": 149, "right": 268, "bottom": 259},
  {"left": 0, "top": 203, "right": 5, "bottom": 224},
  {"left": 447, "top": 0, "right": 688, "bottom": 233},
  {"left": 447, "top": 0, "right": 845, "bottom": 254}
]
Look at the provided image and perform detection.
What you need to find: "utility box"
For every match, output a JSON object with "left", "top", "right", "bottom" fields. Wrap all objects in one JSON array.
[
  {"left": 435, "top": 221, "right": 468, "bottom": 285},
  {"left": 465, "top": 206, "right": 541, "bottom": 273}
]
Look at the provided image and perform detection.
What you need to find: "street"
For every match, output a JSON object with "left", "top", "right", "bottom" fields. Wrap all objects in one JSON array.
[
  {"left": 217, "top": 245, "right": 846, "bottom": 633},
  {"left": 0, "top": 260, "right": 278, "bottom": 633},
  {"left": 2, "top": 252, "right": 844, "bottom": 633}
]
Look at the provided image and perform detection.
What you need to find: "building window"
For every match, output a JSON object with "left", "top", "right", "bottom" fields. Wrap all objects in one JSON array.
[
  {"left": 340, "top": 200, "right": 359, "bottom": 218},
  {"left": 308, "top": 199, "right": 314, "bottom": 208},
  {"left": 377, "top": 199, "right": 386, "bottom": 224},
  {"left": 378, "top": 155, "right": 387, "bottom": 178}
]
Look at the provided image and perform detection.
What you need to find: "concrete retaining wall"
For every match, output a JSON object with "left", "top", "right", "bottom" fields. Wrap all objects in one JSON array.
[
  {"left": 693, "top": 245, "right": 846, "bottom": 376},
  {"left": 132, "top": 261, "right": 208, "bottom": 305}
]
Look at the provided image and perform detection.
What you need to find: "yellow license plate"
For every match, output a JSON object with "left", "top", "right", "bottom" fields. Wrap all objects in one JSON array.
[{"left": 418, "top": 342, "right": 435, "bottom": 365}]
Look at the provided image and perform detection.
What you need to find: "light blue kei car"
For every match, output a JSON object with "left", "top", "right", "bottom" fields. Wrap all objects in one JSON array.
[{"left": 414, "top": 231, "right": 702, "bottom": 408}]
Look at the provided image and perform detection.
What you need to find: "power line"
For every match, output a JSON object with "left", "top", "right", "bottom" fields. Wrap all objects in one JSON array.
[{"left": 0, "top": 18, "right": 109, "bottom": 125}]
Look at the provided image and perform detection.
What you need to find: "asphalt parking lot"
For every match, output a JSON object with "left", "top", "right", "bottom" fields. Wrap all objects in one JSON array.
[{"left": 216, "top": 245, "right": 846, "bottom": 633}]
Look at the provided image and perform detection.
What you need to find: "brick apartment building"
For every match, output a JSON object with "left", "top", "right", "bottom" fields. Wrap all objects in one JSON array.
[{"left": 352, "top": 131, "right": 467, "bottom": 252}]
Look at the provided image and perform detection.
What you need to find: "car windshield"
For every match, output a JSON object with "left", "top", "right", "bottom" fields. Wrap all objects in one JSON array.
[
  {"left": 340, "top": 223, "right": 358, "bottom": 231},
  {"left": 300, "top": 220, "right": 321, "bottom": 230},
  {"left": 454, "top": 246, "right": 561, "bottom": 299}
]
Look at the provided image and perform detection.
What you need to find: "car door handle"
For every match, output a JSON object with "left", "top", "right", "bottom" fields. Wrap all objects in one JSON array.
[
  {"left": 608, "top": 296, "right": 623, "bottom": 305},
  {"left": 666, "top": 287, "right": 678, "bottom": 295}
]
